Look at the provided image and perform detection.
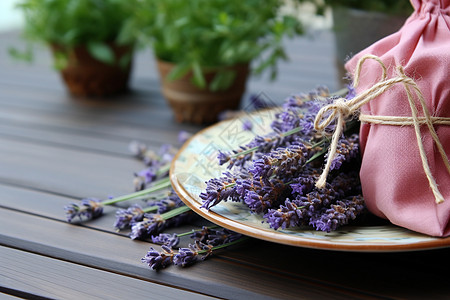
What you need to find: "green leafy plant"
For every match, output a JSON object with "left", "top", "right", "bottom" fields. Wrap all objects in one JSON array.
[
  {"left": 135, "top": 0, "right": 304, "bottom": 91},
  {"left": 12, "top": 0, "right": 139, "bottom": 68}
]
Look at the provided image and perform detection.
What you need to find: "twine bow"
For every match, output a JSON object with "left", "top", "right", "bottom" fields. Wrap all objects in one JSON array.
[{"left": 314, "top": 54, "right": 450, "bottom": 204}]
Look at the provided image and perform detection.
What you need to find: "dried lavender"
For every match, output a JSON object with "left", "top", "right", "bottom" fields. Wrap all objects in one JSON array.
[
  {"left": 130, "top": 205, "right": 191, "bottom": 240},
  {"left": 324, "top": 134, "right": 359, "bottom": 171},
  {"left": 142, "top": 233, "right": 248, "bottom": 270},
  {"left": 309, "top": 195, "right": 365, "bottom": 232},
  {"left": 141, "top": 245, "right": 174, "bottom": 270},
  {"left": 200, "top": 86, "right": 366, "bottom": 233},
  {"left": 199, "top": 171, "right": 245, "bottom": 209},
  {"left": 114, "top": 204, "right": 148, "bottom": 230},
  {"left": 151, "top": 233, "right": 180, "bottom": 247},
  {"left": 64, "top": 177, "right": 172, "bottom": 223},
  {"left": 64, "top": 198, "right": 103, "bottom": 222}
]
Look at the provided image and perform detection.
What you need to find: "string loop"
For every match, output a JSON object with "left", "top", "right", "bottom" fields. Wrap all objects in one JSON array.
[{"left": 313, "top": 55, "right": 450, "bottom": 204}]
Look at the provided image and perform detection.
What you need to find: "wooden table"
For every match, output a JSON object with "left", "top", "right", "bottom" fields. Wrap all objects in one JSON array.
[{"left": 1, "top": 29, "right": 449, "bottom": 300}]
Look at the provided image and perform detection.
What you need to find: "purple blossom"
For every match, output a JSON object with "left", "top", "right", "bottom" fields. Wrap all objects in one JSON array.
[
  {"left": 156, "top": 191, "right": 184, "bottom": 214},
  {"left": 249, "top": 144, "right": 308, "bottom": 180},
  {"left": 173, "top": 241, "right": 212, "bottom": 267},
  {"left": 264, "top": 200, "right": 303, "bottom": 230},
  {"left": 114, "top": 204, "right": 146, "bottom": 230},
  {"left": 242, "top": 120, "right": 253, "bottom": 131},
  {"left": 206, "top": 228, "right": 243, "bottom": 246},
  {"left": 134, "top": 168, "right": 158, "bottom": 191},
  {"left": 130, "top": 214, "right": 165, "bottom": 240},
  {"left": 141, "top": 245, "right": 174, "bottom": 270},
  {"left": 199, "top": 172, "right": 243, "bottom": 209},
  {"left": 151, "top": 233, "right": 180, "bottom": 247},
  {"left": 249, "top": 93, "right": 274, "bottom": 110},
  {"left": 64, "top": 198, "right": 103, "bottom": 222},
  {"left": 173, "top": 246, "right": 199, "bottom": 267},
  {"left": 324, "top": 134, "right": 360, "bottom": 171},
  {"left": 178, "top": 130, "right": 192, "bottom": 145},
  {"left": 309, "top": 196, "right": 365, "bottom": 232},
  {"left": 290, "top": 168, "right": 319, "bottom": 195}
]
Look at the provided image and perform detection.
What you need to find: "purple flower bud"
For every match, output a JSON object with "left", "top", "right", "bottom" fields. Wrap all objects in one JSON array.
[
  {"left": 114, "top": 204, "right": 145, "bottom": 230},
  {"left": 142, "top": 245, "right": 174, "bottom": 270},
  {"left": 151, "top": 233, "right": 180, "bottom": 248},
  {"left": 64, "top": 198, "right": 103, "bottom": 222},
  {"left": 242, "top": 120, "right": 253, "bottom": 131}
]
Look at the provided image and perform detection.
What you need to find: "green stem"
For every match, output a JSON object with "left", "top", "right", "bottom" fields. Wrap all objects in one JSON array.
[
  {"left": 102, "top": 177, "right": 171, "bottom": 206},
  {"left": 176, "top": 225, "right": 221, "bottom": 238},
  {"left": 160, "top": 205, "right": 191, "bottom": 220},
  {"left": 143, "top": 206, "right": 159, "bottom": 213},
  {"left": 156, "top": 163, "right": 171, "bottom": 176},
  {"left": 198, "top": 236, "right": 249, "bottom": 254}
]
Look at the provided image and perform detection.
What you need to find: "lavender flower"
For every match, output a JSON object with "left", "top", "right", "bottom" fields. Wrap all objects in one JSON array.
[
  {"left": 64, "top": 198, "right": 103, "bottom": 222},
  {"left": 309, "top": 195, "right": 365, "bottom": 232},
  {"left": 249, "top": 144, "right": 308, "bottom": 180},
  {"left": 242, "top": 120, "right": 253, "bottom": 131},
  {"left": 156, "top": 191, "right": 184, "bottom": 214},
  {"left": 263, "top": 200, "right": 303, "bottom": 230},
  {"left": 290, "top": 168, "right": 319, "bottom": 195},
  {"left": 151, "top": 233, "right": 180, "bottom": 247},
  {"left": 141, "top": 245, "right": 174, "bottom": 270},
  {"left": 263, "top": 184, "right": 338, "bottom": 230},
  {"left": 199, "top": 172, "right": 242, "bottom": 209},
  {"left": 173, "top": 245, "right": 199, "bottom": 267},
  {"left": 324, "top": 134, "right": 360, "bottom": 171},
  {"left": 206, "top": 228, "right": 243, "bottom": 246},
  {"left": 178, "top": 130, "right": 192, "bottom": 145},
  {"left": 114, "top": 204, "right": 146, "bottom": 230},
  {"left": 130, "top": 214, "right": 165, "bottom": 240},
  {"left": 173, "top": 241, "right": 212, "bottom": 267}
]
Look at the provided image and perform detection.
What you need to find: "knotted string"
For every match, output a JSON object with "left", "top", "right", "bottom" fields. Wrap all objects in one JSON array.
[{"left": 313, "top": 54, "right": 450, "bottom": 204}]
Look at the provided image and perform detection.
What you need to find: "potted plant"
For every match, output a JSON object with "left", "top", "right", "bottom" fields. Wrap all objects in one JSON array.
[
  {"left": 12, "top": 0, "right": 139, "bottom": 97},
  {"left": 136, "top": 0, "right": 304, "bottom": 124}
]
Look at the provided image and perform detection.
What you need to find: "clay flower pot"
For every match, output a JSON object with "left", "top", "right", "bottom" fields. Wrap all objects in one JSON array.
[
  {"left": 51, "top": 44, "right": 133, "bottom": 97},
  {"left": 156, "top": 60, "right": 250, "bottom": 124}
]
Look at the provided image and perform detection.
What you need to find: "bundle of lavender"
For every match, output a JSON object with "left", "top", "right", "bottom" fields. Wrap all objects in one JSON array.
[
  {"left": 200, "top": 86, "right": 366, "bottom": 232},
  {"left": 64, "top": 137, "right": 247, "bottom": 270}
]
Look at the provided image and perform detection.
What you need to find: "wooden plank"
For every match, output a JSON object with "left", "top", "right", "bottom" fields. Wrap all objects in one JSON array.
[
  {"left": 3, "top": 180, "right": 448, "bottom": 299},
  {"left": 0, "top": 246, "right": 218, "bottom": 300},
  {"left": 0, "top": 137, "right": 142, "bottom": 198},
  {"left": 0, "top": 208, "right": 373, "bottom": 299}
]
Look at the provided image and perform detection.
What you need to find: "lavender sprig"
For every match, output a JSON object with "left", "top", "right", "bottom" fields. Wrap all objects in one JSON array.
[
  {"left": 141, "top": 245, "right": 174, "bottom": 270},
  {"left": 130, "top": 205, "right": 191, "bottom": 240},
  {"left": 309, "top": 195, "right": 365, "bottom": 232},
  {"left": 142, "top": 236, "right": 248, "bottom": 270},
  {"left": 64, "top": 198, "right": 103, "bottom": 223},
  {"left": 64, "top": 177, "right": 171, "bottom": 223}
]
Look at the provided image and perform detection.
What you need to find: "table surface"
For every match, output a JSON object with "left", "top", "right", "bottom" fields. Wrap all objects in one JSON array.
[{"left": 1, "top": 29, "right": 449, "bottom": 300}]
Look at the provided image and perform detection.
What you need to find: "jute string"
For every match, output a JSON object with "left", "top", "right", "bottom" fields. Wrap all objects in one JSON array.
[{"left": 313, "top": 54, "right": 450, "bottom": 204}]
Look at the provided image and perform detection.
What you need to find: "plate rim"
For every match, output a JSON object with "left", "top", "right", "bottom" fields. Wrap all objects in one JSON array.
[{"left": 170, "top": 118, "right": 450, "bottom": 252}]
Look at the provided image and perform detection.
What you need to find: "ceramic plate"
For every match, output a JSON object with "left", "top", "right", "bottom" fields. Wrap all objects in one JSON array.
[{"left": 170, "top": 109, "right": 450, "bottom": 252}]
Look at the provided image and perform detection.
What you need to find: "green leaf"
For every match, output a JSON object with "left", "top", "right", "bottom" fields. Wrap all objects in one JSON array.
[
  {"left": 191, "top": 61, "right": 206, "bottom": 89},
  {"left": 167, "top": 61, "right": 191, "bottom": 81},
  {"left": 210, "top": 70, "right": 236, "bottom": 92},
  {"left": 87, "top": 42, "right": 115, "bottom": 64}
]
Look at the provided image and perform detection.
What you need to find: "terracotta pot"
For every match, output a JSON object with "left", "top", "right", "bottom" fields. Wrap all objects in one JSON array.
[
  {"left": 156, "top": 59, "right": 250, "bottom": 124},
  {"left": 51, "top": 44, "right": 133, "bottom": 97}
]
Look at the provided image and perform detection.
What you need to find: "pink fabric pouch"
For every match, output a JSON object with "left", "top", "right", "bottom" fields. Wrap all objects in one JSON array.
[{"left": 344, "top": 0, "right": 450, "bottom": 236}]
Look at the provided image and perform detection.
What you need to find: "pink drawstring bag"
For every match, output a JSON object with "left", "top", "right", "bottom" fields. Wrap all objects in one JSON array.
[{"left": 343, "top": 0, "right": 450, "bottom": 236}]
